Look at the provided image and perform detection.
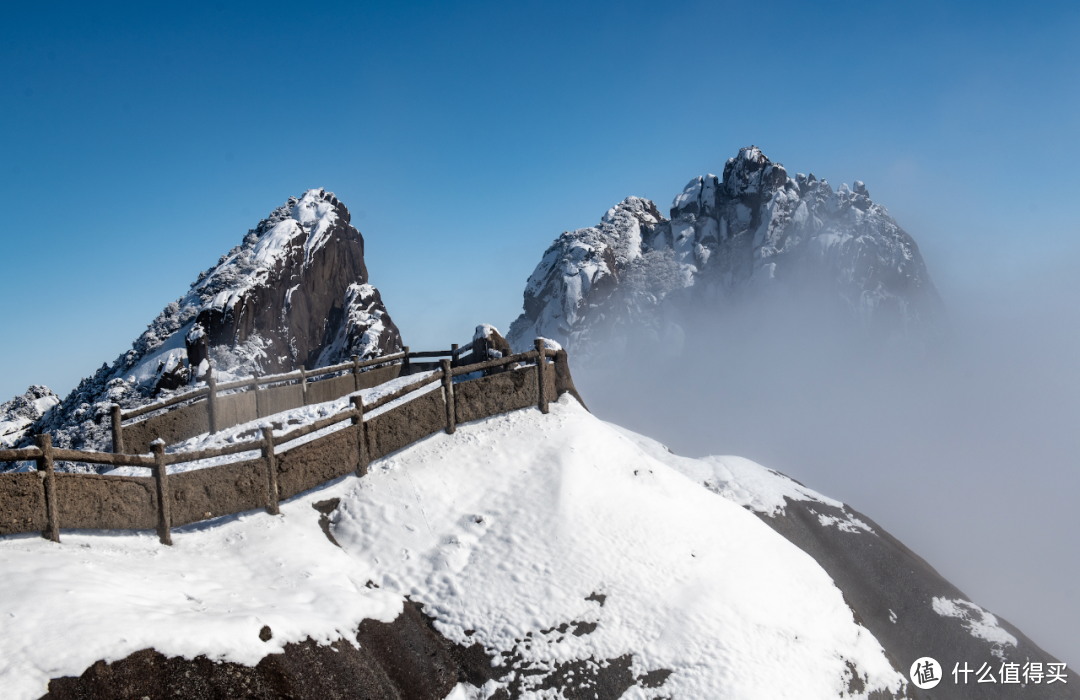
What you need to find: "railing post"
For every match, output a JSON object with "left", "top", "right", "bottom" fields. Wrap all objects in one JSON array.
[
  {"left": 351, "top": 355, "right": 361, "bottom": 392},
  {"left": 35, "top": 434, "right": 60, "bottom": 543},
  {"left": 207, "top": 369, "right": 219, "bottom": 435},
  {"left": 151, "top": 440, "right": 172, "bottom": 546},
  {"left": 440, "top": 359, "right": 456, "bottom": 434},
  {"left": 299, "top": 366, "right": 308, "bottom": 405},
  {"left": 534, "top": 339, "right": 549, "bottom": 414},
  {"left": 450, "top": 343, "right": 459, "bottom": 368},
  {"left": 350, "top": 395, "right": 368, "bottom": 477},
  {"left": 261, "top": 427, "right": 279, "bottom": 516},
  {"left": 402, "top": 346, "right": 411, "bottom": 375},
  {"left": 252, "top": 371, "right": 263, "bottom": 418},
  {"left": 110, "top": 404, "right": 125, "bottom": 454}
]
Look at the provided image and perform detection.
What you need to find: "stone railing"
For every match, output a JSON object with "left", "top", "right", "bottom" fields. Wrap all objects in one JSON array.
[
  {"left": 114, "top": 351, "right": 409, "bottom": 455},
  {"left": 0, "top": 340, "right": 582, "bottom": 545},
  {"left": 113, "top": 341, "right": 485, "bottom": 455}
]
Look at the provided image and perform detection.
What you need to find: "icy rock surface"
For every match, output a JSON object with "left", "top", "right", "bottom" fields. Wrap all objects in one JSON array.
[
  {"left": 0, "top": 386, "right": 59, "bottom": 449},
  {"left": 508, "top": 146, "right": 943, "bottom": 359},
  {"left": 2, "top": 189, "right": 402, "bottom": 468}
]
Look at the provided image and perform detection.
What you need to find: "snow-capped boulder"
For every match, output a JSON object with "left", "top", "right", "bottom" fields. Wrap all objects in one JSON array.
[
  {"left": 0, "top": 386, "right": 59, "bottom": 449},
  {"left": 508, "top": 146, "right": 944, "bottom": 360},
  {"left": 2, "top": 189, "right": 402, "bottom": 465}
]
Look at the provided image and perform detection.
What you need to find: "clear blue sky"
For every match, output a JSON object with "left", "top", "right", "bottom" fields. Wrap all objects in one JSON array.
[{"left": 2, "top": 0, "right": 1077, "bottom": 399}]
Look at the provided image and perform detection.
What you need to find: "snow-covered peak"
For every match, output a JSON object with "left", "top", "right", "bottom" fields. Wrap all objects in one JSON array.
[
  {"left": 509, "top": 195, "right": 673, "bottom": 350},
  {"left": 721, "top": 144, "right": 788, "bottom": 198},
  {"left": 509, "top": 145, "right": 944, "bottom": 360},
  {"left": 3, "top": 189, "right": 401, "bottom": 465}
]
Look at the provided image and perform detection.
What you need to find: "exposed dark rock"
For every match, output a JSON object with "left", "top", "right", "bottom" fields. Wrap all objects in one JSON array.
[
  {"left": 311, "top": 498, "right": 341, "bottom": 547},
  {"left": 42, "top": 601, "right": 459, "bottom": 700},
  {"left": 40, "top": 600, "right": 676, "bottom": 700},
  {"left": 754, "top": 496, "right": 1080, "bottom": 699}
]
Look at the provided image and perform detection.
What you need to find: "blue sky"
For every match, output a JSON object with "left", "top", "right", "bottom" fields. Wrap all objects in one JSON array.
[{"left": 2, "top": 1, "right": 1078, "bottom": 399}]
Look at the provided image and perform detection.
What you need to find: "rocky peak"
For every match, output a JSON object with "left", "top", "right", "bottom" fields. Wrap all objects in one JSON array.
[
  {"left": 670, "top": 175, "right": 719, "bottom": 220},
  {"left": 2, "top": 189, "right": 402, "bottom": 465},
  {"left": 182, "top": 187, "right": 400, "bottom": 379},
  {"left": 721, "top": 145, "right": 777, "bottom": 196},
  {"left": 509, "top": 146, "right": 944, "bottom": 360}
]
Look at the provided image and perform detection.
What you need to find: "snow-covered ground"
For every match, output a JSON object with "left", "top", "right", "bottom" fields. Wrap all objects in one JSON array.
[{"left": 0, "top": 394, "right": 908, "bottom": 699}]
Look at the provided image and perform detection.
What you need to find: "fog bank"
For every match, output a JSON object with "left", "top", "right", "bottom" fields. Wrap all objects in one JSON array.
[{"left": 576, "top": 269, "right": 1080, "bottom": 667}]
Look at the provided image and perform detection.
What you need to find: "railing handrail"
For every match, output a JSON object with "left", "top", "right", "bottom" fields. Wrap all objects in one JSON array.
[
  {"left": 6, "top": 348, "right": 546, "bottom": 471},
  {"left": 120, "top": 351, "right": 411, "bottom": 421},
  {"left": 0, "top": 337, "right": 574, "bottom": 547}
]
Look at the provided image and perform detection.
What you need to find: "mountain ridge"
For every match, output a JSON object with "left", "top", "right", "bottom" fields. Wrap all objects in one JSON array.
[{"left": 508, "top": 146, "right": 944, "bottom": 359}]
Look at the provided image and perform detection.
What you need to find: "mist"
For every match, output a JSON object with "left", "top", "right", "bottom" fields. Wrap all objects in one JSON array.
[{"left": 574, "top": 267, "right": 1080, "bottom": 667}]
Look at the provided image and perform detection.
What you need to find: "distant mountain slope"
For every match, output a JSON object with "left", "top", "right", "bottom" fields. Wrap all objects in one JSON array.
[
  {"left": 616, "top": 424, "right": 1078, "bottom": 700},
  {"left": 2, "top": 189, "right": 401, "bottom": 465},
  {"left": 508, "top": 146, "right": 943, "bottom": 358}
]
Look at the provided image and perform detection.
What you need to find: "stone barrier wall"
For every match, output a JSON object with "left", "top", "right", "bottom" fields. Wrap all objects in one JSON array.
[
  {"left": 169, "top": 459, "right": 267, "bottom": 528},
  {"left": 124, "top": 401, "right": 211, "bottom": 456},
  {"left": 55, "top": 474, "right": 157, "bottom": 531},
  {"left": 123, "top": 363, "right": 403, "bottom": 454},
  {"left": 1, "top": 473, "right": 48, "bottom": 534},
  {"left": 0, "top": 351, "right": 579, "bottom": 540}
]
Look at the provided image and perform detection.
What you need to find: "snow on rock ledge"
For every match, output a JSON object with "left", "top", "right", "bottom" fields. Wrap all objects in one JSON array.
[{"left": 0, "top": 386, "right": 59, "bottom": 450}]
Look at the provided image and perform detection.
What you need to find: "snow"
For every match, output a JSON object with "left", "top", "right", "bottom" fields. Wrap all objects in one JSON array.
[
  {"left": 606, "top": 424, "right": 877, "bottom": 533},
  {"left": 608, "top": 425, "right": 842, "bottom": 516},
  {"left": 0, "top": 504, "right": 402, "bottom": 700},
  {"left": 312, "top": 283, "right": 392, "bottom": 365},
  {"left": 123, "top": 321, "right": 195, "bottom": 385},
  {"left": 538, "top": 337, "right": 562, "bottom": 352},
  {"left": 1, "top": 388, "right": 60, "bottom": 449},
  {"left": 931, "top": 597, "right": 1018, "bottom": 659},
  {"left": 2, "top": 395, "right": 908, "bottom": 699},
  {"left": 672, "top": 176, "right": 703, "bottom": 213}
]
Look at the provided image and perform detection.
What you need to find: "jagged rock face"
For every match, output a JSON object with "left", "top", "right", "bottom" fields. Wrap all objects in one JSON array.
[
  {"left": 185, "top": 189, "right": 401, "bottom": 377},
  {"left": 0, "top": 386, "right": 59, "bottom": 449},
  {"left": 508, "top": 146, "right": 943, "bottom": 359},
  {"left": 2, "top": 189, "right": 402, "bottom": 466}
]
